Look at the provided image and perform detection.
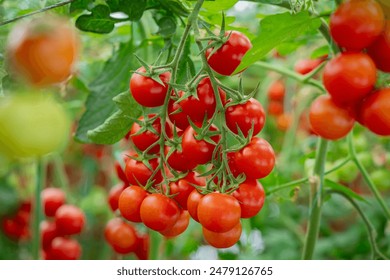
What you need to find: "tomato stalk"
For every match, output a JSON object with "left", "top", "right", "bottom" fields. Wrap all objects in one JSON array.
[{"left": 32, "top": 158, "right": 45, "bottom": 260}]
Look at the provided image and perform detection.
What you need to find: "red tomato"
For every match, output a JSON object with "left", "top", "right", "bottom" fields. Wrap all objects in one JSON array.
[
  {"left": 267, "top": 80, "right": 285, "bottom": 101},
  {"left": 294, "top": 58, "right": 324, "bottom": 75},
  {"left": 114, "top": 161, "right": 129, "bottom": 185},
  {"left": 323, "top": 52, "right": 377, "bottom": 106},
  {"left": 267, "top": 100, "right": 284, "bottom": 116},
  {"left": 276, "top": 113, "right": 292, "bottom": 132},
  {"left": 206, "top": 31, "right": 252, "bottom": 76},
  {"left": 48, "top": 237, "right": 81, "bottom": 260},
  {"left": 169, "top": 171, "right": 206, "bottom": 209},
  {"left": 135, "top": 233, "right": 150, "bottom": 260},
  {"left": 108, "top": 183, "right": 126, "bottom": 212},
  {"left": 186, "top": 189, "right": 204, "bottom": 222},
  {"left": 130, "top": 114, "right": 170, "bottom": 154},
  {"left": 41, "top": 187, "right": 66, "bottom": 217},
  {"left": 165, "top": 145, "right": 197, "bottom": 172},
  {"left": 130, "top": 66, "right": 171, "bottom": 107},
  {"left": 124, "top": 157, "right": 162, "bottom": 186},
  {"left": 104, "top": 218, "right": 138, "bottom": 254},
  {"left": 197, "top": 193, "right": 241, "bottom": 233},
  {"left": 181, "top": 123, "right": 220, "bottom": 165},
  {"left": 360, "top": 88, "right": 390, "bottom": 136},
  {"left": 168, "top": 77, "right": 226, "bottom": 130},
  {"left": 233, "top": 137, "right": 275, "bottom": 180},
  {"left": 309, "top": 95, "right": 355, "bottom": 140},
  {"left": 202, "top": 222, "right": 242, "bottom": 249},
  {"left": 367, "top": 20, "right": 390, "bottom": 72},
  {"left": 233, "top": 180, "right": 265, "bottom": 218},
  {"left": 55, "top": 205, "right": 85, "bottom": 236},
  {"left": 140, "top": 194, "right": 180, "bottom": 231},
  {"left": 330, "top": 0, "right": 385, "bottom": 51},
  {"left": 118, "top": 185, "right": 148, "bottom": 222},
  {"left": 225, "top": 98, "right": 265, "bottom": 137},
  {"left": 40, "top": 220, "right": 58, "bottom": 250},
  {"left": 159, "top": 210, "right": 190, "bottom": 238},
  {"left": 1, "top": 217, "right": 29, "bottom": 240}
]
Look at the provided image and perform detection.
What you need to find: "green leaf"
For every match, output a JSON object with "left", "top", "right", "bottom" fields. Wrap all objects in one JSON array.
[
  {"left": 107, "top": 0, "right": 147, "bottom": 21},
  {"left": 0, "top": 178, "right": 19, "bottom": 216},
  {"left": 310, "top": 45, "right": 330, "bottom": 59},
  {"left": 202, "top": 0, "right": 238, "bottom": 12},
  {"left": 176, "top": 40, "right": 196, "bottom": 84},
  {"left": 246, "top": 0, "right": 290, "bottom": 8},
  {"left": 235, "top": 11, "right": 322, "bottom": 73},
  {"left": 75, "top": 42, "right": 137, "bottom": 143},
  {"left": 75, "top": 5, "right": 115, "bottom": 34},
  {"left": 325, "top": 179, "right": 368, "bottom": 203},
  {"left": 157, "top": 16, "right": 177, "bottom": 38},
  {"left": 69, "top": 0, "right": 94, "bottom": 13}
]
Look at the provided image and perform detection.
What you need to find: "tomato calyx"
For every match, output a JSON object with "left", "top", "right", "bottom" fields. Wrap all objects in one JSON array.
[{"left": 132, "top": 55, "right": 171, "bottom": 87}]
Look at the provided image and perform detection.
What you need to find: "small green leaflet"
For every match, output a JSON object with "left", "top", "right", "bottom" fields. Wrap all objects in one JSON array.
[
  {"left": 234, "top": 11, "right": 321, "bottom": 73},
  {"left": 325, "top": 179, "right": 368, "bottom": 203},
  {"left": 75, "top": 5, "right": 115, "bottom": 34},
  {"left": 202, "top": 0, "right": 238, "bottom": 12}
]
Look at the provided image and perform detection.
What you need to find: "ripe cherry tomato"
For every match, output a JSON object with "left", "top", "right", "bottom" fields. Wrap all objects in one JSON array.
[
  {"left": 225, "top": 98, "right": 265, "bottom": 137},
  {"left": 135, "top": 233, "right": 150, "bottom": 260},
  {"left": 367, "top": 20, "right": 390, "bottom": 73},
  {"left": 186, "top": 189, "right": 204, "bottom": 222},
  {"left": 168, "top": 77, "right": 226, "bottom": 130},
  {"left": 118, "top": 185, "right": 148, "bottom": 222},
  {"left": 330, "top": 0, "right": 385, "bottom": 51},
  {"left": 114, "top": 160, "right": 129, "bottom": 185},
  {"left": 165, "top": 145, "right": 197, "bottom": 172},
  {"left": 169, "top": 171, "right": 205, "bottom": 209},
  {"left": 294, "top": 58, "right": 324, "bottom": 75},
  {"left": 47, "top": 237, "right": 81, "bottom": 260},
  {"left": 140, "top": 194, "right": 180, "bottom": 231},
  {"left": 323, "top": 52, "right": 377, "bottom": 106},
  {"left": 40, "top": 220, "right": 58, "bottom": 251},
  {"left": 267, "top": 100, "right": 284, "bottom": 116},
  {"left": 309, "top": 95, "right": 355, "bottom": 140},
  {"left": 233, "top": 137, "right": 275, "bottom": 180},
  {"left": 41, "top": 187, "right": 66, "bottom": 217},
  {"left": 233, "top": 180, "right": 265, "bottom": 218},
  {"left": 181, "top": 123, "right": 220, "bottom": 165},
  {"left": 267, "top": 80, "right": 285, "bottom": 101},
  {"left": 202, "top": 222, "right": 242, "bottom": 249},
  {"left": 6, "top": 16, "right": 79, "bottom": 87},
  {"left": 108, "top": 183, "right": 126, "bottom": 212},
  {"left": 130, "top": 67, "right": 171, "bottom": 107},
  {"left": 1, "top": 217, "right": 29, "bottom": 240},
  {"left": 104, "top": 218, "right": 138, "bottom": 254},
  {"left": 130, "top": 114, "right": 170, "bottom": 154},
  {"left": 124, "top": 157, "right": 162, "bottom": 186},
  {"left": 55, "top": 205, "right": 85, "bottom": 236},
  {"left": 197, "top": 193, "right": 241, "bottom": 233},
  {"left": 360, "top": 88, "right": 390, "bottom": 136},
  {"left": 206, "top": 31, "right": 252, "bottom": 76},
  {"left": 159, "top": 210, "right": 190, "bottom": 238},
  {"left": 276, "top": 113, "right": 292, "bottom": 132}
]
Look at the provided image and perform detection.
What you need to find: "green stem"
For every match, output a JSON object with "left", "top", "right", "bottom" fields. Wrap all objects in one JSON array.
[
  {"left": 329, "top": 190, "right": 388, "bottom": 260},
  {"left": 302, "top": 138, "right": 328, "bottom": 260},
  {"left": 347, "top": 133, "right": 390, "bottom": 220},
  {"left": 0, "top": 0, "right": 75, "bottom": 26},
  {"left": 32, "top": 158, "right": 45, "bottom": 260},
  {"left": 150, "top": 230, "right": 162, "bottom": 260}
]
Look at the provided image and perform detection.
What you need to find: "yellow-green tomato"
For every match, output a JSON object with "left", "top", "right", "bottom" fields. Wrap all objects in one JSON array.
[{"left": 0, "top": 94, "right": 69, "bottom": 158}]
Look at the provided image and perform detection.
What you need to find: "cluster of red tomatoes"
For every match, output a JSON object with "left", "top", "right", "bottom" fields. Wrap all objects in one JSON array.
[
  {"left": 1, "top": 201, "right": 31, "bottom": 240},
  {"left": 310, "top": 0, "right": 390, "bottom": 140},
  {"left": 107, "top": 30, "right": 275, "bottom": 249},
  {"left": 266, "top": 79, "right": 292, "bottom": 131},
  {"left": 40, "top": 188, "right": 85, "bottom": 260}
]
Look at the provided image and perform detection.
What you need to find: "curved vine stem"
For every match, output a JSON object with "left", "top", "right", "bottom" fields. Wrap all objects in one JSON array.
[
  {"left": 32, "top": 158, "right": 45, "bottom": 260},
  {"left": 329, "top": 190, "right": 388, "bottom": 260}
]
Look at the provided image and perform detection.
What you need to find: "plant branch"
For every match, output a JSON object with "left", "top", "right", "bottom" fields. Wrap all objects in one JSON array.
[{"left": 32, "top": 158, "right": 45, "bottom": 260}]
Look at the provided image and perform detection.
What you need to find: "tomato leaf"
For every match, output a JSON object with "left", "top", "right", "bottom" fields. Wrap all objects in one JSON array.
[
  {"left": 107, "top": 0, "right": 147, "bottom": 21},
  {"left": 310, "top": 45, "right": 330, "bottom": 59},
  {"left": 69, "top": 0, "right": 93, "bottom": 13},
  {"left": 235, "top": 11, "right": 321, "bottom": 73},
  {"left": 75, "top": 42, "right": 137, "bottom": 143},
  {"left": 324, "top": 179, "right": 368, "bottom": 203},
  {"left": 157, "top": 16, "right": 177, "bottom": 38},
  {"left": 244, "top": 0, "right": 290, "bottom": 8},
  {"left": 75, "top": 5, "right": 115, "bottom": 34},
  {"left": 0, "top": 178, "right": 19, "bottom": 216},
  {"left": 202, "top": 0, "right": 238, "bottom": 12},
  {"left": 176, "top": 39, "right": 196, "bottom": 84}
]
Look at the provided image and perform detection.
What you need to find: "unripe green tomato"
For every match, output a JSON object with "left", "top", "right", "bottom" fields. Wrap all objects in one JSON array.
[
  {"left": 80, "top": 187, "right": 110, "bottom": 218},
  {"left": 334, "top": 159, "right": 358, "bottom": 183},
  {"left": 356, "top": 153, "right": 373, "bottom": 169},
  {"left": 0, "top": 94, "right": 69, "bottom": 158},
  {"left": 371, "top": 169, "right": 390, "bottom": 191}
]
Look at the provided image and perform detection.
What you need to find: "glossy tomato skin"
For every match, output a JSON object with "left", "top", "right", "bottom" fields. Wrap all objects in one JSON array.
[
  {"left": 170, "top": 171, "right": 206, "bottom": 209},
  {"left": 323, "top": 52, "right": 377, "bottom": 106},
  {"left": 165, "top": 145, "right": 197, "bottom": 172},
  {"left": 118, "top": 185, "right": 148, "bottom": 222},
  {"left": 40, "top": 220, "right": 58, "bottom": 251},
  {"left": 140, "top": 194, "right": 180, "bottom": 231},
  {"left": 294, "top": 58, "right": 324, "bottom": 75},
  {"left": 159, "top": 210, "right": 190, "bottom": 238},
  {"left": 206, "top": 31, "right": 252, "bottom": 76},
  {"left": 233, "top": 180, "right": 265, "bottom": 218},
  {"left": 41, "top": 187, "right": 66, "bottom": 217},
  {"left": 115, "top": 161, "right": 129, "bottom": 185},
  {"left": 202, "top": 222, "right": 242, "bottom": 249},
  {"left": 55, "top": 205, "right": 85, "bottom": 236},
  {"left": 198, "top": 193, "right": 241, "bottom": 233},
  {"left": 104, "top": 218, "right": 138, "bottom": 254},
  {"left": 108, "top": 183, "right": 126, "bottom": 212},
  {"left": 309, "top": 95, "right": 355, "bottom": 140},
  {"left": 135, "top": 233, "right": 150, "bottom": 260},
  {"left": 360, "top": 88, "right": 390, "bottom": 136},
  {"left": 181, "top": 124, "right": 220, "bottom": 165},
  {"left": 130, "top": 67, "right": 171, "bottom": 107},
  {"left": 168, "top": 78, "right": 226, "bottom": 130},
  {"left": 186, "top": 189, "right": 204, "bottom": 222},
  {"left": 367, "top": 20, "right": 390, "bottom": 73},
  {"left": 6, "top": 16, "right": 79, "bottom": 87},
  {"left": 233, "top": 137, "right": 275, "bottom": 180},
  {"left": 124, "top": 157, "right": 162, "bottom": 186},
  {"left": 267, "top": 80, "right": 285, "bottom": 101},
  {"left": 48, "top": 237, "right": 81, "bottom": 260},
  {"left": 330, "top": 0, "right": 385, "bottom": 51}
]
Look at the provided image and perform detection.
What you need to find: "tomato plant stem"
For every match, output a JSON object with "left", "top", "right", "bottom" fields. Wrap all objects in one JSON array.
[
  {"left": 302, "top": 138, "right": 328, "bottom": 260},
  {"left": 32, "top": 158, "right": 45, "bottom": 260},
  {"left": 150, "top": 230, "right": 162, "bottom": 260},
  {"left": 347, "top": 133, "right": 390, "bottom": 220}
]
